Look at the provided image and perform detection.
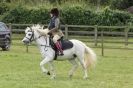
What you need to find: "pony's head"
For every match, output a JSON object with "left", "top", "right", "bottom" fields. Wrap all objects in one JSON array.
[{"left": 22, "top": 24, "right": 43, "bottom": 44}]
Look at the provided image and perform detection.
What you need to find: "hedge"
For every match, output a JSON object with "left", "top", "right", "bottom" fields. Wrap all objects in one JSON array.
[
  {"left": 1, "top": 6, "right": 133, "bottom": 26},
  {"left": 110, "top": 0, "right": 133, "bottom": 10},
  {"left": 95, "top": 7, "right": 133, "bottom": 26},
  {"left": 0, "top": 2, "right": 9, "bottom": 15}
]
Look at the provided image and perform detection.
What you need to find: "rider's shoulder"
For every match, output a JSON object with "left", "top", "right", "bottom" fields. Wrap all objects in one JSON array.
[{"left": 55, "top": 17, "right": 60, "bottom": 22}]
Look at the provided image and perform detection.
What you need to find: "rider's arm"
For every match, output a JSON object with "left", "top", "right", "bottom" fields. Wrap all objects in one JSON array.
[{"left": 49, "top": 18, "right": 60, "bottom": 33}]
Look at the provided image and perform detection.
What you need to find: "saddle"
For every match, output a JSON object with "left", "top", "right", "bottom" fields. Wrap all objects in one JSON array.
[{"left": 49, "top": 37, "right": 73, "bottom": 59}]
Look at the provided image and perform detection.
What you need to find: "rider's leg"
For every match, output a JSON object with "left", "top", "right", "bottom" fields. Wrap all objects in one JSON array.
[{"left": 53, "top": 35, "right": 64, "bottom": 55}]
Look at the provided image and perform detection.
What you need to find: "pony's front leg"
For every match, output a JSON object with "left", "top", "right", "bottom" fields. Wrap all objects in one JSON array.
[
  {"left": 49, "top": 61, "right": 56, "bottom": 79},
  {"left": 40, "top": 57, "right": 52, "bottom": 75}
]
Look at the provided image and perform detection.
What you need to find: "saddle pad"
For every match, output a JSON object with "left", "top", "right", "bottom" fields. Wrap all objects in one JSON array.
[{"left": 61, "top": 40, "right": 73, "bottom": 50}]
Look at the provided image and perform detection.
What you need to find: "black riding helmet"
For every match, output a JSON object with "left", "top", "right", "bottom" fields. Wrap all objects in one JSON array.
[{"left": 50, "top": 8, "right": 59, "bottom": 17}]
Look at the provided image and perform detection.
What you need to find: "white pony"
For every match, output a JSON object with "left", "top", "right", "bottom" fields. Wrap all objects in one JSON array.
[{"left": 22, "top": 25, "right": 97, "bottom": 79}]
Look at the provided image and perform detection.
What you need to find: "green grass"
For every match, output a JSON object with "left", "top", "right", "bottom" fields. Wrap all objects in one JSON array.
[{"left": 0, "top": 40, "right": 133, "bottom": 88}]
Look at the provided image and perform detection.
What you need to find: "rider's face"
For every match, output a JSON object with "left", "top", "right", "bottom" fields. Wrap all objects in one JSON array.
[{"left": 50, "top": 13, "right": 53, "bottom": 17}]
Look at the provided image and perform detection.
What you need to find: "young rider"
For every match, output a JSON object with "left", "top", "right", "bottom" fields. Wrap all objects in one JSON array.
[{"left": 37, "top": 8, "right": 64, "bottom": 55}]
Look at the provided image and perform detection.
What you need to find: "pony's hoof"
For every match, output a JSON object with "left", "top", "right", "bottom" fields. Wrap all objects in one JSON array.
[
  {"left": 47, "top": 71, "right": 51, "bottom": 75},
  {"left": 69, "top": 74, "right": 73, "bottom": 78},
  {"left": 50, "top": 76, "right": 56, "bottom": 79},
  {"left": 83, "top": 76, "right": 88, "bottom": 79}
]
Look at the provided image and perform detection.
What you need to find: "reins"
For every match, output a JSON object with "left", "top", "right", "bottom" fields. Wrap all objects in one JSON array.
[{"left": 25, "top": 27, "right": 51, "bottom": 51}]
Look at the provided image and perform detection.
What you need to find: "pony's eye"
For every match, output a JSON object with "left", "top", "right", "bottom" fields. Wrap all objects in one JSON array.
[{"left": 28, "top": 34, "right": 31, "bottom": 36}]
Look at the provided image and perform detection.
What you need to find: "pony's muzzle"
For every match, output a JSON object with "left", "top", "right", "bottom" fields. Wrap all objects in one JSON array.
[{"left": 22, "top": 38, "right": 30, "bottom": 44}]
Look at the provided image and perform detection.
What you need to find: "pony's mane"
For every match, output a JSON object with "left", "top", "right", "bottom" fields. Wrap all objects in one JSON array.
[
  {"left": 31, "top": 24, "right": 44, "bottom": 30},
  {"left": 25, "top": 24, "right": 44, "bottom": 33}
]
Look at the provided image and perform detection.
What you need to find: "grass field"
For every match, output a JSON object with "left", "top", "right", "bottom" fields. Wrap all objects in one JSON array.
[{"left": 0, "top": 40, "right": 133, "bottom": 88}]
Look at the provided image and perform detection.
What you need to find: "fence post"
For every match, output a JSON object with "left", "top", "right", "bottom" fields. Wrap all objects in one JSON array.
[
  {"left": 9, "top": 23, "right": 12, "bottom": 43},
  {"left": 94, "top": 25, "right": 98, "bottom": 46},
  {"left": 9, "top": 23, "right": 12, "bottom": 31},
  {"left": 26, "top": 45, "right": 29, "bottom": 53},
  {"left": 65, "top": 24, "right": 68, "bottom": 39},
  {"left": 101, "top": 30, "right": 104, "bottom": 56},
  {"left": 124, "top": 27, "right": 129, "bottom": 46}
]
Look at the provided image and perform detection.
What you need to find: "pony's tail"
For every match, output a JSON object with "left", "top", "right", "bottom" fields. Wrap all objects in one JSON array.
[{"left": 84, "top": 45, "right": 97, "bottom": 69}]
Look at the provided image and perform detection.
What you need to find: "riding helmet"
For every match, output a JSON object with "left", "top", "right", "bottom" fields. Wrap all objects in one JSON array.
[{"left": 50, "top": 8, "right": 59, "bottom": 17}]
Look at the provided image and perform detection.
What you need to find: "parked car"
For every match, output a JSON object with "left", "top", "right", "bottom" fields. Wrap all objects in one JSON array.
[{"left": 0, "top": 22, "right": 11, "bottom": 51}]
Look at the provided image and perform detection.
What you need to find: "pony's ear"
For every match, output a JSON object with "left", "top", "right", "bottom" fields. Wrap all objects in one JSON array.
[
  {"left": 42, "top": 25, "right": 44, "bottom": 29},
  {"left": 25, "top": 27, "right": 31, "bottom": 33},
  {"left": 27, "top": 27, "right": 30, "bottom": 29}
]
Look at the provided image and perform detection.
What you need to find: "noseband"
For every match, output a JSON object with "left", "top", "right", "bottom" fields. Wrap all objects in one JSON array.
[
  {"left": 25, "top": 27, "right": 50, "bottom": 51},
  {"left": 25, "top": 27, "right": 45, "bottom": 42},
  {"left": 25, "top": 27, "right": 34, "bottom": 42}
]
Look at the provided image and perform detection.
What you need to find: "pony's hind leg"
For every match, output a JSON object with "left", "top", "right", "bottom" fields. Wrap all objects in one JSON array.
[
  {"left": 68, "top": 59, "right": 78, "bottom": 78},
  {"left": 77, "top": 54, "right": 88, "bottom": 79}
]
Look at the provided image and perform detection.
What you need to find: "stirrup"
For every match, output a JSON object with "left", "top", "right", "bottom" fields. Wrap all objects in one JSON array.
[
  {"left": 56, "top": 52, "right": 64, "bottom": 56},
  {"left": 59, "top": 53, "right": 64, "bottom": 56}
]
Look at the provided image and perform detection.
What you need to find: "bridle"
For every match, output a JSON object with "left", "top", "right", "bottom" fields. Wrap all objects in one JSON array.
[
  {"left": 25, "top": 27, "right": 34, "bottom": 42},
  {"left": 25, "top": 27, "right": 50, "bottom": 51},
  {"left": 25, "top": 27, "right": 44, "bottom": 42}
]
